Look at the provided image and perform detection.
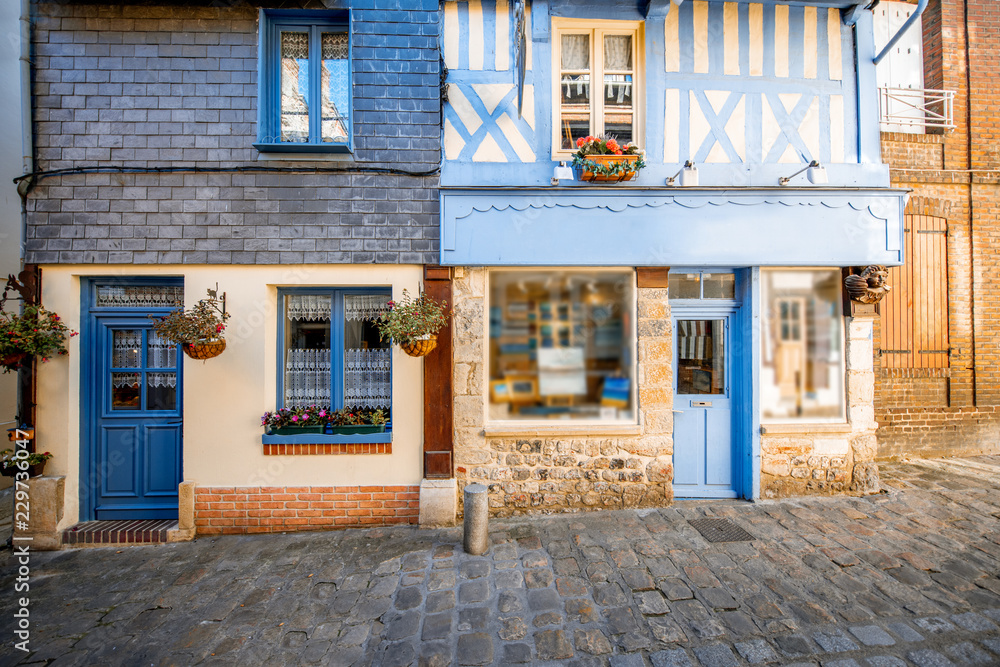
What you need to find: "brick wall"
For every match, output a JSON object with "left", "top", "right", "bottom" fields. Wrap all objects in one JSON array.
[
  {"left": 26, "top": 0, "right": 440, "bottom": 265},
  {"left": 875, "top": 0, "right": 1000, "bottom": 459},
  {"left": 193, "top": 485, "right": 420, "bottom": 535}
]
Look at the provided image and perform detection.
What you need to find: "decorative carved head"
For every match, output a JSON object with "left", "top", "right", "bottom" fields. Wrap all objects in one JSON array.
[{"left": 844, "top": 265, "right": 892, "bottom": 304}]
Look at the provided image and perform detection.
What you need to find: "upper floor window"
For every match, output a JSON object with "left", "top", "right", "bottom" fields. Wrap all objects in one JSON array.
[
  {"left": 553, "top": 21, "right": 642, "bottom": 154},
  {"left": 256, "top": 10, "right": 352, "bottom": 153}
]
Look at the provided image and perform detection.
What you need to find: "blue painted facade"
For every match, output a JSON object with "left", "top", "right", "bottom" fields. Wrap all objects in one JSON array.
[{"left": 439, "top": 0, "right": 906, "bottom": 269}]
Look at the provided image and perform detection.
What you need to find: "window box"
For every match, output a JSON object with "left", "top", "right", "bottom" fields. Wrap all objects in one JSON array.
[
  {"left": 267, "top": 425, "right": 327, "bottom": 436},
  {"left": 330, "top": 425, "right": 386, "bottom": 436},
  {"left": 257, "top": 9, "right": 353, "bottom": 153},
  {"left": 575, "top": 154, "right": 640, "bottom": 182}
]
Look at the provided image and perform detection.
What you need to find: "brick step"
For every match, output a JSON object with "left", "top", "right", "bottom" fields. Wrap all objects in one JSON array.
[{"left": 62, "top": 520, "right": 177, "bottom": 547}]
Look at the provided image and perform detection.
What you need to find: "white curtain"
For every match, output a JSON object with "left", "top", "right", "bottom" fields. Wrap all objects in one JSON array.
[
  {"left": 284, "top": 348, "right": 332, "bottom": 408},
  {"left": 97, "top": 285, "right": 183, "bottom": 309},
  {"left": 286, "top": 294, "right": 331, "bottom": 321},
  {"left": 344, "top": 348, "right": 391, "bottom": 409},
  {"left": 561, "top": 34, "right": 590, "bottom": 99},
  {"left": 345, "top": 294, "right": 389, "bottom": 322},
  {"left": 604, "top": 35, "right": 632, "bottom": 104}
]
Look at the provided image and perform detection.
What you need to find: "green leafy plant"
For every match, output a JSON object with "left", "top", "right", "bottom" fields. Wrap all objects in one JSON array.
[
  {"left": 374, "top": 289, "right": 449, "bottom": 345},
  {"left": 571, "top": 134, "right": 647, "bottom": 178},
  {"left": 1, "top": 448, "right": 52, "bottom": 471},
  {"left": 329, "top": 408, "right": 387, "bottom": 427},
  {"left": 152, "top": 289, "right": 230, "bottom": 345},
  {"left": 260, "top": 406, "right": 387, "bottom": 430},
  {"left": 0, "top": 305, "right": 77, "bottom": 371}
]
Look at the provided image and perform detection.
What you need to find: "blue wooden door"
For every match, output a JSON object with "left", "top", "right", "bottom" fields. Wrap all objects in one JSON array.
[
  {"left": 672, "top": 314, "right": 736, "bottom": 498},
  {"left": 91, "top": 317, "right": 182, "bottom": 519}
]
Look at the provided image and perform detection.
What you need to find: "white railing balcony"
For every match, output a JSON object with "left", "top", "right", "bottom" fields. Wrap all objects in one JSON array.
[{"left": 879, "top": 87, "right": 956, "bottom": 133}]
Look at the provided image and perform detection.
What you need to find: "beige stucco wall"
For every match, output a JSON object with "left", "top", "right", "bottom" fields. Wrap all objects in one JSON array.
[{"left": 36, "top": 264, "right": 425, "bottom": 529}]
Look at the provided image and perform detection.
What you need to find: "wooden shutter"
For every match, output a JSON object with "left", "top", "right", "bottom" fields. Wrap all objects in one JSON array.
[{"left": 881, "top": 215, "right": 949, "bottom": 368}]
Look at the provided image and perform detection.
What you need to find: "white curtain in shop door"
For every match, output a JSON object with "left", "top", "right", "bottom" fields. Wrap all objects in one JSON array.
[
  {"left": 344, "top": 348, "right": 391, "bottom": 409},
  {"left": 285, "top": 348, "right": 332, "bottom": 408}
]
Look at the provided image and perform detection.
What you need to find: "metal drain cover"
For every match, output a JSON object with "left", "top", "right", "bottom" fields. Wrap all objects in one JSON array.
[{"left": 688, "top": 518, "right": 755, "bottom": 543}]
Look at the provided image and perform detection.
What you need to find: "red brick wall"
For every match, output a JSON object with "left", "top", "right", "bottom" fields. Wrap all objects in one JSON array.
[
  {"left": 193, "top": 485, "right": 420, "bottom": 535},
  {"left": 876, "top": 0, "right": 1000, "bottom": 459}
]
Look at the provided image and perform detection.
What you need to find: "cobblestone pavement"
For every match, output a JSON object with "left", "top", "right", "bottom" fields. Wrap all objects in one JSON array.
[{"left": 2, "top": 456, "right": 1000, "bottom": 666}]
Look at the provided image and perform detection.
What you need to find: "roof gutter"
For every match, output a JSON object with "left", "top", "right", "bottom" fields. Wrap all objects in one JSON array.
[{"left": 873, "top": 0, "right": 927, "bottom": 65}]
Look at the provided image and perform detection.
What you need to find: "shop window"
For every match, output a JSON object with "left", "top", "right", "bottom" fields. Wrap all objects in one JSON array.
[
  {"left": 760, "top": 269, "right": 845, "bottom": 421},
  {"left": 553, "top": 21, "right": 642, "bottom": 152},
  {"left": 278, "top": 289, "right": 391, "bottom": 418},
  {"left": 256, "top": 10, "right": 352, "bottom": 152},
  {"left": 488, "top": 270, "right": 635, "bottom": 421}
]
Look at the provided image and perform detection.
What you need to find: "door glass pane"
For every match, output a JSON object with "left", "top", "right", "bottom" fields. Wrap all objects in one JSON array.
[
  {"left": 147, "top": 373, "right": 177, "bottom": 411},
  {"left": 703, "top": 273, "right": 735, "bottom": 299},
  {"left": 343, "top": 294, "right": 391, "bottom": 414},
  {"left": 668, "top": 273, "right": 701, "bottom": 299},
  {"left": 676, "top": 319, "right": 725, "bottom": 395},
  {"left": 147, "top": 331, "right": 176, "bottom": 369},
  {"left": 284, "top": 294, "right": 332, "bottom": 408},
  {"left": 112, "top": 330, "right": 142, "bottom": 368},
  {"left": 280, "top": 31, "right": 310, "bottom": 143},
  {"left": 112, "top": 372, "right": 141, "bottom": 410},
  {"left": 96, "top": 285, "right": 183, "bottom": 308},
  {"left": 321, "top": 32, "right": 349, "bottom": 143}
]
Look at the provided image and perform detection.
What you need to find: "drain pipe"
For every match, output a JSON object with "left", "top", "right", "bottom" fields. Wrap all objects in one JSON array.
[
  {"left": 874, "top": 0, "right": 927, "bottom": 66},
  {"left": 18, "top": 0, "right": 34, "bottom": 262}
]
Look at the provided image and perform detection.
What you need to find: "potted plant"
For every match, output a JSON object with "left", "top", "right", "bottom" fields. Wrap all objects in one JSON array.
[
  {"left": 572, "top": 135, "right": 646, "bottom": 182},
  {"left": 0, "top": 305, "right": 77, "bottom": 373},
  {"left": 261, "top": 405, "right": 329, "bottom": 435},
  {"left": 375, "top": 289, "right": 449, "bottom": 357},
  {"left": 152, "top": 287, "right": 230, "bottom": 360},
  {"left": 1, "top": 449, "right": 52, "bottom": 478},
  {"left": 327, "top": 408, "right": 388, "bottom": 435}
]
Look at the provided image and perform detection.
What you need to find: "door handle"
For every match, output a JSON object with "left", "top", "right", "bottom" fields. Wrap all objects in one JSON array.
[{"left": 672, "top": 410, "right": 684, "bottom": 414}]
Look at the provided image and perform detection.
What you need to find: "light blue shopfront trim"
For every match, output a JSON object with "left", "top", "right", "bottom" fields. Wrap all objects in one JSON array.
[{"left": 440, "top": 188, "right": 907, "bottom": 267}]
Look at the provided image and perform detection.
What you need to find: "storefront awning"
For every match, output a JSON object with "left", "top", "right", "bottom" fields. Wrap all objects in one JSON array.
[{"left": 440, "top": 188, "right": 908, "bottom": 267}]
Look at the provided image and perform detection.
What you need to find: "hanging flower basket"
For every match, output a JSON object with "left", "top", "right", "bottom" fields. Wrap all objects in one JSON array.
[
  {"left": 400, "top": 335, "right": 437, "bottom": 358},
  {"left": 182, "top": 339, "right": 226, "bottom": 360},
  {"left": 0, "top": 352, "right": 29, "bottom": 371}
]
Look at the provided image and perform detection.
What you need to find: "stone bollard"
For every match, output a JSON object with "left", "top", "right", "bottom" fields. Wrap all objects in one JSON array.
[{"left": 463, "top": 483, "right": 489, "bottom": 556}]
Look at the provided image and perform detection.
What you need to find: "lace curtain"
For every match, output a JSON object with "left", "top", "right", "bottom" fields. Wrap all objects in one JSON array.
[
  {"left": 112, "top": 372, "right": 140, "bottom": 388},
  {"left": 113, "top": 330, "right": 141, "bottom": 368},
  {"left": 97, "top": 285, "right": 184, "bottom": 309},
  {"left": 345, "top": 294, "right": 389, "bottom": 322},
  {"left": 284, "top": 348, "right": 332, "bottom": 408},
  {"left": 147, "top": 331, "right": 176, "bottom": 369},
  {"left": 604, "top": 35, "right": 632, "bottom": 104},
  {"left": 286, "top": 294, "right": 332, "bottom": 321},
  {"left": 147, "top": 372, "right": 176, "bottom": 389},
  {"left": 344, "top": 348, "right": 391, "bottom": 409}
]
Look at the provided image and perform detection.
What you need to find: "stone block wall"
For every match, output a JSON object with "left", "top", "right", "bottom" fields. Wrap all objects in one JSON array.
[
  {"left": 874, "top": 0, "right": 1000, "bottom": 459},
  {"left": 26, "top": 0, "right": 440, "bottom": 265},
  {"left": 761, "top": 317, "right": 880, "bottom": 498},
  {"left": 451, "top": 269, "right": 675, "bottom": 517}
]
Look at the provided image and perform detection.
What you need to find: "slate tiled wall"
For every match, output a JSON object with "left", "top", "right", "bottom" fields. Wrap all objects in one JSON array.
[{"left": 26, "top": 1, "right": 440, "bottom": 265}]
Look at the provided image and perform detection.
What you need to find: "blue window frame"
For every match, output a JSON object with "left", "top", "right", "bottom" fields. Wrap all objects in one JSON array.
[
  {"left": 256, "top": 9, "right": 353, "bottom": 153},
  {"left": 277, "top": 287, "right": 392, "bottom": 421}
]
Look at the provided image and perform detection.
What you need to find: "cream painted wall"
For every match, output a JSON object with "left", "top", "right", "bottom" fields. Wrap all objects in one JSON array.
[{"left": 37, "top": 265, "right": 426, "bottom": 528}]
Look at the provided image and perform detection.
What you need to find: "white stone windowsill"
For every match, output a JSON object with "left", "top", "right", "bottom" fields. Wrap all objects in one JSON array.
[
  {"left": 483, "top": 423, "right": 642, "bottom": 437},
  {"left": 760, "top": 422, "right": 852, "bottom": 435}
]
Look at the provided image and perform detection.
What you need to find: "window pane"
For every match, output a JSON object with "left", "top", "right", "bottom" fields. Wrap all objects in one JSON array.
[
  {"left": 343, "top": 294, "right": 391, "bottom": 415},
  {"left": 668, "top": 273, "right": 701, "bottom": 299},
  {"left": 284, "top": 294, "right": 331, "bottom": 408},
  {"left": 112, "top": 330, "right": 142, "bottom": 368},
  {"left": 321, "top": 32, "right": 349, "bottom": 143},
  {"left": 703, "top": 273, "right": 735, "bottom": 299},
  {"left": 761, "top": 269, "right": 844, "bottom": 421},
  {"left": 112, "top": 373, "right": 141, "bottom": 410},
  {"left": 280, "top": 31, "right": 310, "bottom": 143},
  {"left": 97, "top": 285, "right": 183, "bottom": 309},
  {"left": 676, "top": 320, "right": 725, "bottom": 395},
  {"left": 560, "top": 33, "right": 591, "bottom": 149},
  {"left": 147, "top": 331, "right": 176, "bottom": 369},
  {"left": 561, "top": 34, "right": 589, "bottom": 69},
  {"left": 489, "top": 271, "right": 634, "bottom": 421},
  {"left": 147, "top": 373, "right": 177, "bottom": 411}
]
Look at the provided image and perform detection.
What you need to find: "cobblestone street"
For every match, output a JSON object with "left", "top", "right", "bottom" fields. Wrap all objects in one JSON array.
[{"left": 2, "top": 456, "right": 1000, "bottom": 666}]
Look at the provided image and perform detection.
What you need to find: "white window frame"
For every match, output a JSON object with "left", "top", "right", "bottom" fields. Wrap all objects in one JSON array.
[{"left": 551, "top": 19, "right": 644, "bottom": 159}]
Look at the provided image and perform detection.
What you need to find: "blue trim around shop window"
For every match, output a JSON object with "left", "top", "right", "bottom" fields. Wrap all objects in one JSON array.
[
  {"left": 256, "top": 9, "right": 353, "bottom": 154},
  {"left": 273, "top": 287, "right": 392, "bottom": 444},
  {"left": 80, "top": 276, "right": 185, "bottom": 521}
]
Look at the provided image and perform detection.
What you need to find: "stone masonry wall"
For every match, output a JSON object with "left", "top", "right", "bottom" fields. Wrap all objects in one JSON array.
[
  {"left": 26, "top": 0, "right": 440, "bottom": 265},
  {"left": 761, "top": 317, "right": 880, "bottom": 498},
  {"left": 451, "top": 269, "right": 674, "bottom": 517}
]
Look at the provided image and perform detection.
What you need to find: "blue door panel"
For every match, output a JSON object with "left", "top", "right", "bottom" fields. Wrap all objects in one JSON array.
[
  {"left": 672, "top": 411, "right": 704, "bottom": 487},
  {"left": 705, "top": 408, "right": 733, "bottom": 487},
  {"left": 85, "top": 301, "right": 183, "bottom": 521},
  {"left": 101, "top": 426, "right": 139, "bottom": 497},
  {"left": 145, "top": 425, "right": 182, "bottom": 496}
]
